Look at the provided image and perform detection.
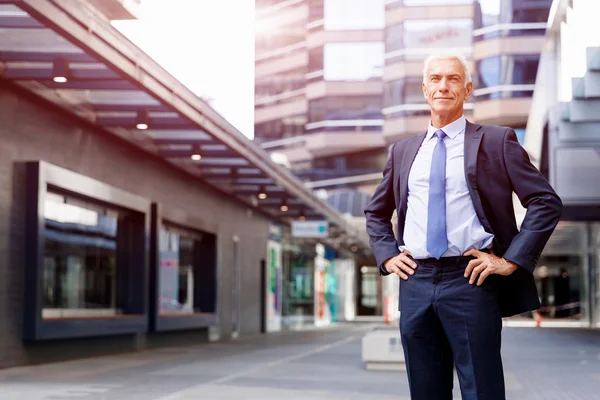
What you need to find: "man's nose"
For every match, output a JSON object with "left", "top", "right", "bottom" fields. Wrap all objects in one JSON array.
[{"left": 438, "top": 79, "right": 449, "bottom": 92}]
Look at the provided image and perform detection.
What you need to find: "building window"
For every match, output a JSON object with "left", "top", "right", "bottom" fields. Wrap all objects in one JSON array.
[
  {"left": 308, "top": 46, "right": 324, "bottom": 73},
  {"left": 403, "top": 0, "right": 473, "bottom": 5},
  {"left": 475, "top": 54, "right": 540, "bottom": 100},
  {"left": 393, "top": 19, "right": 473, "bottom": 60},
  {"left": 256, "top": 19, "right": 306, "bottom": 54},
  {"left": 159, "top": 225, "right": 206, "bottom": 315},
  {"left": 254, "top": 116, "right": 307, "bottom": 142},
  {"left": 384, "top": 78, "right": 426, "bottom": 108},
  {"left": 324, "top": 42, "right": 384, "bottom": 81},
  {"left": 42, "top": 192, "right": 127, "bottom": 319},
  {"left": 473, "top": 0, "right": 551, "bottom": 41},
  {"left": 385, "top": 23, "right": 404, "bottom": 53},
  {"left": 24, "top": 161, "right": 150, "bottom": 341},
  {"left": 308, "top": 95, "right": 382, "bottom": 123},
  {"left": 324, "top": 0, "right": 384, "bottom": 31}
]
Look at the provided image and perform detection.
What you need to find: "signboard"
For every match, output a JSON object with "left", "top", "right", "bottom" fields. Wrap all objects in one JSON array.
[{"left": 291, "top": 220, "right": 329, "bottom": 238}]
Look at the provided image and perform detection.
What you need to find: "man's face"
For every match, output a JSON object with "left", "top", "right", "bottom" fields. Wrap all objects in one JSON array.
[{"left": 422, "top": 58, "right": 473, "bottom": 117}]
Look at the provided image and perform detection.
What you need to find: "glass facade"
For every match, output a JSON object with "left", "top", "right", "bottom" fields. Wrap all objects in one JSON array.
[
  {"left": 475, "top": 54, "right": 539, "bottom": 100},
  {"left": 254, "top": 116, "right": 306, "bottom": 142},
  {"left": 324, "top": 0, "right": 384, "bottom": 31},
  {"left": 294, "top": 149, "right": 388, "bottom": 180},
  {"left": 255, "top": 69, "right": 306, "bottom": 100},
  {"left": 386, "top": 19, "right": 473, "bottom": 60},
  {"left": 384, "top": 77, "right": 425, "bottom": 108},
  {"left": 403, "top": 0, "right": 473, "bottom": 6},
  {"left": 308, "top": 95, "right": 382, "bottom": 123},
  {"left": 324, "top": 42, "right": 384, "bottom": 81},
  {"left": 256, "top": 18, "right": 305, "bottom": 53},
  {"left": 43, "top": 192, "right": 125, "bottom": 319},
  {"left": 474, "top": 0, "right": 551, "bottom": 41}
]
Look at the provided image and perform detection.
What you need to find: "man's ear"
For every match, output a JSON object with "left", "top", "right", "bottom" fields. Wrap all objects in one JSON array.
[
  {"left": 422, "top": 81, "right": 427, "bottom": 99},
  {"left": 464, "top": 81, "right": 473, "bottom": 101}
]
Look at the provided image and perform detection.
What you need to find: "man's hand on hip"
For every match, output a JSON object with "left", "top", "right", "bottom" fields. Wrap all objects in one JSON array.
[
  {"left": 383, "top": 250, "right": 417, "bottom": 280},
  {"left": 463, "top": 249, "right": 518, "bottom": 286}
]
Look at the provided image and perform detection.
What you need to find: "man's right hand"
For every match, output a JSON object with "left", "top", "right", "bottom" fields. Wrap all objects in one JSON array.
[{"left": 383, "top": 250, "right": 417, "bottom": 280}]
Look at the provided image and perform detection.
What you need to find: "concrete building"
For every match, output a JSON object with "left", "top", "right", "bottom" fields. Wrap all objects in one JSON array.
[
  {"left": 523, "top": 0, "right": 600, "bottom": 327},
  {"left": 0, "top": 0, "right": 368, "bottom": 369}
]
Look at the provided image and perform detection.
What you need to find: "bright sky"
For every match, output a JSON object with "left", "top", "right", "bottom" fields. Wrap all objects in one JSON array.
[{"left": 113, "top": 0, "right": 255, "bottom": 139}]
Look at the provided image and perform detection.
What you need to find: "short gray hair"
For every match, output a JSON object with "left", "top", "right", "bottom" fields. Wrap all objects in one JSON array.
[{"left": 423, "top": 52, "right": 472, "bottom": 86}]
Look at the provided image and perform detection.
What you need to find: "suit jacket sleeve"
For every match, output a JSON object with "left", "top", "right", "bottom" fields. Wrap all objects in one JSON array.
[
  {"left": 501, "top": 128, "right": 563, "bottom": 273},
  {"left": 364, "top": 144, "right": 399, "bottom": 276}
]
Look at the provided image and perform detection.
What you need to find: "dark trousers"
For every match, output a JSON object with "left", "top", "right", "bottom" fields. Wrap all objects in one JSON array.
[{"left": 399, "top": 256, "right": 505, "bottom": 400}]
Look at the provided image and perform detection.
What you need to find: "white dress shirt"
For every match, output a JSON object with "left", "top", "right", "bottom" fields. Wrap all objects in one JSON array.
[{"left": 400, "top": 115, "right": 494, "bottom": 259}]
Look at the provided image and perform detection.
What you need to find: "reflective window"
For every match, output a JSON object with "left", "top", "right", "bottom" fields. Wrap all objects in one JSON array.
[
  {"left": 401, "top": 19, "right": 473, "bottom": 60},
  {"left": 256, "top": 19, "right": 305, "bottom": 53},
  {"left": 256, "top": 69, "right": 306, "bottom": 97},
  {"left": 308, "top": 95, "right": 382, "bottom": 123},
  {"left": 385, "top": 23, "right": 404, "bottom": 53},
  {"left": 403, "top": 0, "right": 473, "bottom": 5},
  {"left": 476, "top": 54, "right": 540, "bottom": 100},
  {"left": 308, "top": 0, "right": 324, "bottom": 22},
  {"left": 159, "top": 225, "right": 206, "bottom": 315},
  {"left": 384, "top": 78, "right": 425, "bottom": 108},
  {"left": 324, "top": 42, "right": 384, "bottom": 81},
  {"left": 308, "top": 46, "right": 324, "bottom": 73},
  {"left": 43, "top": 192, "right": 125, "bottom": 319},
  {"left": 254, "top": 116, "right": 307, "bottom": 142},
  {"left": 324, "top": 0, "right": 384, "bottom": 30},
  {"left": 474, "top": 0, "right": 551, "bottom": 40}
]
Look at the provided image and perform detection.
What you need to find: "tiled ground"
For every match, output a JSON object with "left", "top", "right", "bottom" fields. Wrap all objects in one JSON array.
[{"left": 0, "top": 323, "right": 599, "bottom": 399}]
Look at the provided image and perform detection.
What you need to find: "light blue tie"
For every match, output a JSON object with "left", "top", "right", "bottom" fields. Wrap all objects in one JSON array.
[{"left": 426, "top": 129, "right": 448, "bottom": 259}]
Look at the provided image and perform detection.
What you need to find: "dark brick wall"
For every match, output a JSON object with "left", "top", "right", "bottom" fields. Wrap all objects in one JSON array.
[{"left": 0, "top": 84, "right": 269, "bottom": 369}]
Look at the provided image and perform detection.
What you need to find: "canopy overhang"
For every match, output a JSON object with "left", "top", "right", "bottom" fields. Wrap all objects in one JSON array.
[{"left": 0, "top": 0, "right": 370, "bottom": 254}]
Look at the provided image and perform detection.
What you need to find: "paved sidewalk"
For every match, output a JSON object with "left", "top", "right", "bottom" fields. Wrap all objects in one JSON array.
[{"left": 0, "top": 323, "right": 599, "bottom": 399}]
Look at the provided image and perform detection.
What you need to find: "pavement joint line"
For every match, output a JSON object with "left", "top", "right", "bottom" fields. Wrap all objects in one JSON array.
[{"left": 156, "top": 334, "right": 360, "bottom": 400}]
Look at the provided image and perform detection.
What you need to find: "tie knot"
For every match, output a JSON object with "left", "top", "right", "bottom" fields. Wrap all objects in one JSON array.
[{"left": 434, "top": 129, "right": 446, "bottom": 139}]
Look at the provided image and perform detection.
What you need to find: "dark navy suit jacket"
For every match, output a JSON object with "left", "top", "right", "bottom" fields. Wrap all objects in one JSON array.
[{"left": 364, "top": 121, "right": 563, "bottom": 317}]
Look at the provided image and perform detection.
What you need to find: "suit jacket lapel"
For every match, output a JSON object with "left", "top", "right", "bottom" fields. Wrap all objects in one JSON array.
[
  {"left": 464, "top": 120, "right": 493, "bottom": 233},
  {"left": 399, "top": 131, "right": 426, "bottom": 217}
]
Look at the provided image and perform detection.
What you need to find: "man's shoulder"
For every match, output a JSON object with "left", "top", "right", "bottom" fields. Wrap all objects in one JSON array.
[
  {"left": 390, "top": 131, "right": 426, "bottom": 151},
  {"left": 475, "top": 122, "right": 513, "bottom": 136}
]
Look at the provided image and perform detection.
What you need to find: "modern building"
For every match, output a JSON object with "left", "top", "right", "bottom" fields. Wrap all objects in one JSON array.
[
  {"left": 0, "top": 0, "right": 369, "bottom": 369},
  {"left": 524, "top": 0, "right": 600, "bottom": 327},
  {"left": 254, "top": 0, "right": 553, "bottom": 319}
]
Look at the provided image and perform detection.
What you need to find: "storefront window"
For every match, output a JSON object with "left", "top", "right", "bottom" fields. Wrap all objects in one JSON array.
[
  {"left": 43, "top": 192, "right": 122, "bottom": 319},
  {"left": 324, "top": 42, "right": 384, "bottom": 81},
  {"left": 324, "top": 0, "right": 384, "bottom": 31},
  {"left": 282, "top": 243, "right": 316, "bottom": 327},
  {"left": 159, "top": 225, "right": 205, "bottom": 315}
]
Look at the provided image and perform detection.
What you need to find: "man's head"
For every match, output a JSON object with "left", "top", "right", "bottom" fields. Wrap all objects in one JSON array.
[{"left": 422, "top": 52, "right": 472, "bottom": 121}]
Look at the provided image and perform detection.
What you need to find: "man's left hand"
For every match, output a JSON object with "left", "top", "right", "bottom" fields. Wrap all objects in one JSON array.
[{"left": 463, "top": 249, "right": 518, "bottom": 286}]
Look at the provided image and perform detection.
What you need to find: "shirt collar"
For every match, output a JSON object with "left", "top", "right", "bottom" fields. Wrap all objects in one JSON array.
[{"left": 426, "top": 115, "right": 466, "bottom": 141}]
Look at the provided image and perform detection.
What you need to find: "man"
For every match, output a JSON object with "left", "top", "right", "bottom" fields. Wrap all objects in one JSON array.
[{"left": 364, "top": 52, "right": 562, "bottom": 400}]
